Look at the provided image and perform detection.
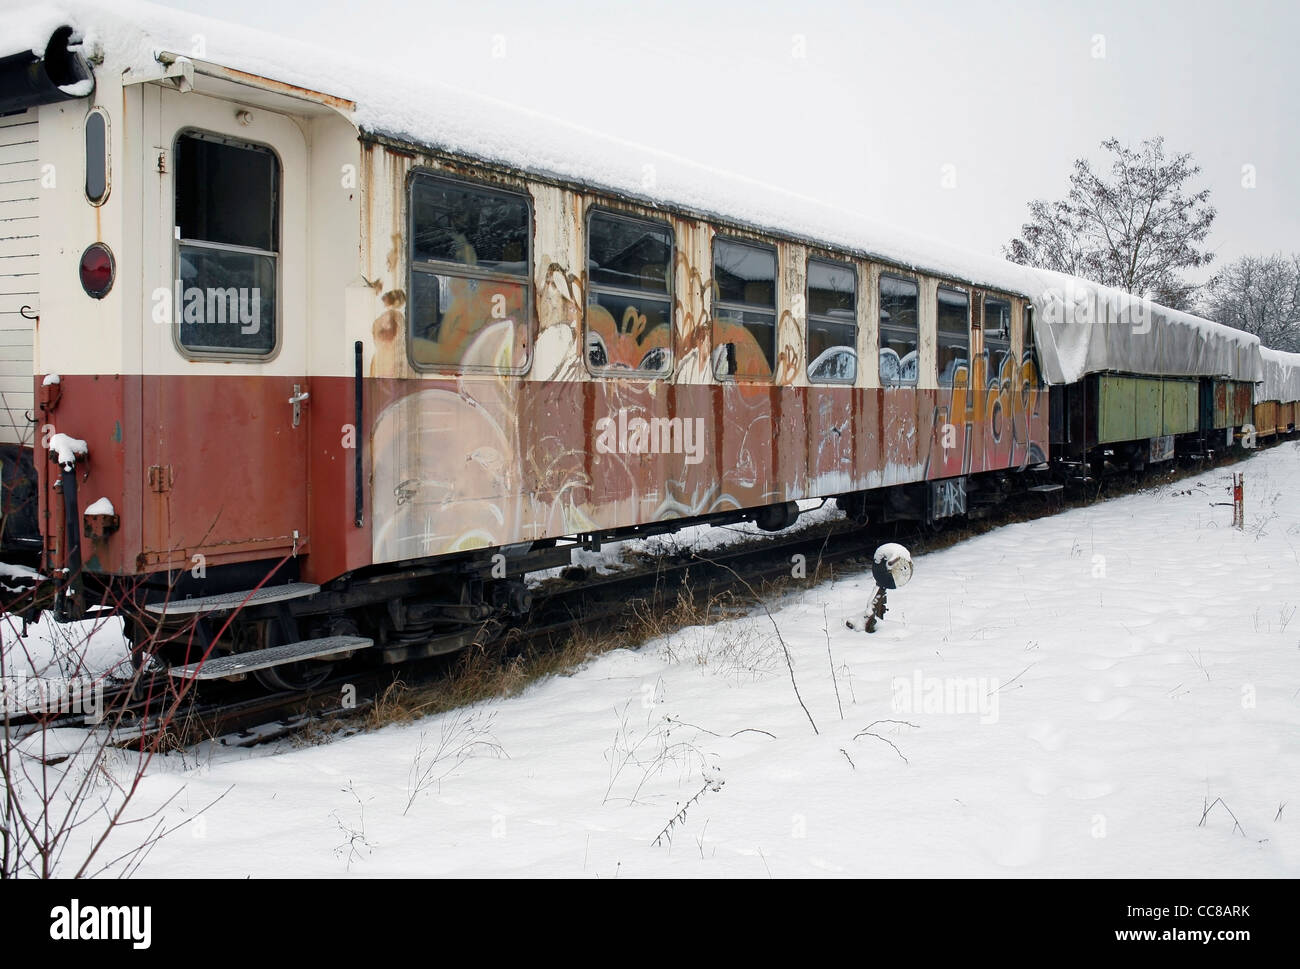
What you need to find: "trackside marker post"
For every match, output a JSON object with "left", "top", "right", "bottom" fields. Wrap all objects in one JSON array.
[{"left": 848, "top": 543, "right": 913, "bottom": 633}]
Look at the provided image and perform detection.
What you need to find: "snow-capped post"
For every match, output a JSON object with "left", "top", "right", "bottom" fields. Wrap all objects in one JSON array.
[
  {"left": 1232, "top": 473, "right": 1244, "bottom": 530},
  {"left": 848, "top": 543, "right": 913, "bottom": 633},
  {"left": 47, "top": 432, "right": 89, "bottom": 619},
  {"left": 48, "top": 432, "right": 87, "bottom": 473},
  {"left": 83, "top": 496, "right": 120, "bottom": 542}
]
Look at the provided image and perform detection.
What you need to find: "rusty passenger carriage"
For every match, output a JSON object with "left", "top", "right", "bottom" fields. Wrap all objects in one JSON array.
[{"left": 2, "top": 12, "right": 1297, "bottom": 689}]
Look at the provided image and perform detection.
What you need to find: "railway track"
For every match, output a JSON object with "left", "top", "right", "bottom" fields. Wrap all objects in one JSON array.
[{"left": 11, "top": 440, "right": 1278, "bottom": 752}]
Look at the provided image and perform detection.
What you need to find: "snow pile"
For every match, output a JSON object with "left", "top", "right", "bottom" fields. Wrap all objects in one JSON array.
[
  {"left": 0, "top": 562, "right": 43, "bottom": 582},
  {"left": 527, "top": 499, "right": 842, "bottom": 586},
  {"left": 0, "top": 1, "right": 1267, "bottom": 385},
  {"left": 47, "top": 432, "right": 86, "bottom": 470},
  {"left": 1, "top": 610, "right": 131, "bottom": 682},
  {"left": 41, "top": 373, "right": 60, "bottom": 386},
  {"left": 872, "top": 542, "right": 914, "bottom": 589},
  {"left": 56, "top": 77, "right": 92, "bottom": 96},
  {"left": 84, "top": 496, "right": 115, "bottom": 516}
]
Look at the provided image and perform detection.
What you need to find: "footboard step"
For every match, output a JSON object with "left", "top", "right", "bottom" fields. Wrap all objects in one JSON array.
[
  {"left": 168, "top": 635, "right": 373, "bottom": 680},
  {"left": 145, "top": 582, "right": 320, "bottom": 616},
  {"left": 1027, "top": 484, "right": 1064, "bottom": 493}
]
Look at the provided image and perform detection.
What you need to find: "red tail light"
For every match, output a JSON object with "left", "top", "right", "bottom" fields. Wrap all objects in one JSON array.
[{"left": 79, "top": 243, "right": 114, "bottom": 299}]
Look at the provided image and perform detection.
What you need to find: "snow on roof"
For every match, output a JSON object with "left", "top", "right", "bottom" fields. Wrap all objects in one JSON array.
[
  {"left": 1257, "top": 346, "right": 1300, "bottom": 403},
  {"left": 1, "top": 1, "right": 1267, "bottom": 384}
]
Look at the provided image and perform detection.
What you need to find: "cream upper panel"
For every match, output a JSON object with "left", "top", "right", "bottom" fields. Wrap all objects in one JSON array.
[
  {"left": 36, "top": 87, "right": 131, "bottom": 379},
  {"left": 138, "top": 85, "right": 310, "bottom": 378}
]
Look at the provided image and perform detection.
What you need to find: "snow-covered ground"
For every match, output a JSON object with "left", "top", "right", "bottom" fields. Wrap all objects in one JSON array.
[{"left": 12, "top": 443, "right": 1300, "bottom": 876}]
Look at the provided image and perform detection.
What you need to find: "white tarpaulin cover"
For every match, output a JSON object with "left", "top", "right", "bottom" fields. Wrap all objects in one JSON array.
[
  {"left": 1024, "top": 272, "right": 1262, "bottom": 386},
  {"left": 0, "top": 1, "right": 1272, "bottom": 388},
  {"left": 1257, "top": 347, "right": 1300, "bottom": 403}
]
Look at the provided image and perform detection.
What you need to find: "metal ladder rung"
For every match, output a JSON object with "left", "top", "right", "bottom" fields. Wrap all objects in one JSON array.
[
  {"left": 168, "top": 635, "right": 373, "bottom": 681},
  {"left": 145, "top": 582, "right": 320, "bottom": 616}
]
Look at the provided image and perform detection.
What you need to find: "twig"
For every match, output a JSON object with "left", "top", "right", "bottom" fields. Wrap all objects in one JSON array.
[
  {"left": 694, "top": 553, "right": 818, "bottom": 735},
  {"left": 852, "top": 719, "right": 918, "bottom": 764},
  {"left": 988, "top": 663, "right": 1034, "bottom": 696},
  {"left": 1199, "top": 796, "right": 1246, "bottom": 837},
  {"left": 651, "top": 777, "right": 722, "bottom": 847},
  {"left": 665, "top": 715, "right": 776, "bottom": 740},
  {"left": 824, "top": 606, "right": 843, "bottom": 720}
]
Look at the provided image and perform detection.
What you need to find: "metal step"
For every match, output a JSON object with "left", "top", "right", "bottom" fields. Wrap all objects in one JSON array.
[
  {"left": 145, "top": 582, "right": 320, "bottom": 616},
  {"left": 169, "top": 635, "right": 374, "bottom": 681},
  {"left": 1027, "top": 484, "right": 1064, "bottom": 493}
]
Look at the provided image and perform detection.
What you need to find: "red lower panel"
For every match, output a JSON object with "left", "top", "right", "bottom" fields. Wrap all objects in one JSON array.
[{"left": 37, "top": 359, "right": 1049, "bottom": 583}]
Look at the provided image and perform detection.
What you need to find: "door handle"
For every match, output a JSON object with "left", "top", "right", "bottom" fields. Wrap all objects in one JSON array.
[{"left": 289, "top": 385, "right": 309, "bottom": 427}]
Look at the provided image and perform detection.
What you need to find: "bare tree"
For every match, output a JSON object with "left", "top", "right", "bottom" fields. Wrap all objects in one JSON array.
[
  {"left": 2, "top": 577, "right": 225, "bottom": 878},
  {"left": 1200, "top": 253, "right": 1300, "bottom": 351},
  {"left": 1005, "top": 136, "right": 1216, "bottom": 304}
]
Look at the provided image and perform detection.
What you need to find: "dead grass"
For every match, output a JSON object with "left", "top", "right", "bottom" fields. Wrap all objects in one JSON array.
[{"left": 357, "top": 564, "right": 838, "bottom": 731}]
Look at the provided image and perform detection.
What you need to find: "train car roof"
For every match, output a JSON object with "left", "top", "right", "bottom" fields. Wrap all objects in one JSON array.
[
  {"left": 2, "top": 0, "right": 1267, "bottom": 386},
  {"left": 1257, "top": 347, "right": 1300, "bottom": 404}
]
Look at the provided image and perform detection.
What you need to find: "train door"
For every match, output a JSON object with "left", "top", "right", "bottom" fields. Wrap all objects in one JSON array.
[{"left": 138, "top": 86, "right": 311, "bottom": 575}]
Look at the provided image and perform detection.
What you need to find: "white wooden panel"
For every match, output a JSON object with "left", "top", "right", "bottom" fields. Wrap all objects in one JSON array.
[
  {"left": 0, "top": 254, "right": 36, "bottom": 276},
  {"left": 0, "top": 121, "right": 38, "bottom": 149},
  {"left": 0, "top": 108, "right": 36, "bottom": 447},
  {"left": 0, "top": 179, "right": 38, "bottom": 204}
]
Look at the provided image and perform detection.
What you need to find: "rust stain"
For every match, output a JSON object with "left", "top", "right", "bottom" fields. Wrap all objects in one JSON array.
[
  {"left": 386, "top": 231, "right": 402, "bottom": 277},
  {"left": 371, "top": 290, "right": 406, "bottom": 378},
  {"left": 193, "top": 61, "right": 355, "bottom": 111}
]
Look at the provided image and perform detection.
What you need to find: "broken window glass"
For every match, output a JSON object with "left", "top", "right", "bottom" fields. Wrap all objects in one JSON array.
[
  {"left": 174, "top": 132, "right": 278, "bottom": 355},
  {"left": 586, "top": 211, "right": 674, "bottom": 375},
  {"left": 937, "top": 286, "right": 969, "bottom": 388},
  {"left": 713, "top": 239, "right": 776, "bottom": 379},
  {"left": 408, "top": 173, "right": 532, "bottom": 371},
  {"left": 807, "top": 258, "right": 857, "bottom": 383},
  {"left": 879, "top": 273, "right": 919, "bottom": 387}
]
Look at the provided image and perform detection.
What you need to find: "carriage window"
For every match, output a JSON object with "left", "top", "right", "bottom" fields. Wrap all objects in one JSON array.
[
  {"left": 879, "top": 274, "right": 919, "bottom": 386},
  {"left": 712, "top": 239, "right": 776, "bottom": 379},
  {"left": 1024, "top": 305, "right": 1045, "bottom": 387},
  {"left": 586, "top": 211, "right": 673, "bottom": 375},
  {"left": 174, "top": 132, "right": 278, "bottom": 355},
  {"left": 984, "top": 296, "right": 1011, "bottom": 364},
  {"left": 937, "top": 286, "right": 969, "bottom": 387},
  {"left": 807, "top": 258, "right": 856, "bottom": 383},
  {"left": 408, "top": 173, "right": 532, "bottom": 372}
]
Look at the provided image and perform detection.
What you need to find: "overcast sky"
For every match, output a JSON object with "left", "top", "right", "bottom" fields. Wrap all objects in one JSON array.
[{"left": 150, "top": 0, "right": 1299, "bottom": 283}]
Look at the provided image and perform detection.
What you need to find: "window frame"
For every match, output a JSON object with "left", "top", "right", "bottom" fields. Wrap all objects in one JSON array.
[
  {"left": 983, "top": 293, "right": 1013, "bottom": 360},
  {"left": 878, "top": 270, "right": 921, "bottom": 388},
  {"left": 805, "top": 255, "right": 858, "bottom": 385},
  {"left": 405, "top": 168, "right": 535, "bottom": 376},
  {"left": 936, "top": 283, "right": 971, "bottom": 388},
  {"left": 171, "top": 128, "right": 283, "bottom": 362},
  {"left": 711, "top": 235, "right": 779, "bottom": 383},
  {"left": 1023, "top": 304, "right": 1045, "bottom": 388},
  {"left": 583, "top": 205, "right": 677, "bottom": 380}
]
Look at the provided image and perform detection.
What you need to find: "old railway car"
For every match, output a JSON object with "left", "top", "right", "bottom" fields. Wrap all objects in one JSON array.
[
  {"left": 0, "top": 8, "right": 1293, "bottom": 688},
  {"left": 1254, "top": 348, "right": 1300, "bottom": 438}
]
